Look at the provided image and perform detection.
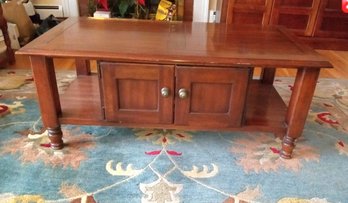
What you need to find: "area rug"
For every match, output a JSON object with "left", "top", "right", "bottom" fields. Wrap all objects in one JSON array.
[{"left": 0, "top": 69, "right": 348, "bottom": 203}]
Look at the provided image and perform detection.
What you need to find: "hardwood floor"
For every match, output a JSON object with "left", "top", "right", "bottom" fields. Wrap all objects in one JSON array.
[{"left": 4, "top": 49, "right": 348, "bottom": 79}]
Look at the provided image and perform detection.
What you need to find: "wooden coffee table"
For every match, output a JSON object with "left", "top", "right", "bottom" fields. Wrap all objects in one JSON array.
[{"left": 17, "top": 17, "right": 332, "bottom": 159}]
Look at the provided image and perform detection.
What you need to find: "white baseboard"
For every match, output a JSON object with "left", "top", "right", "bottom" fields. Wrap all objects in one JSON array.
[{"left": 193, "top": 0, "right": 209, "bottom": 22}]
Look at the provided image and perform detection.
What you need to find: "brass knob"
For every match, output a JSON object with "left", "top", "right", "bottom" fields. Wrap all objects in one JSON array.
[
  {"left": 161, "top": 87, "right": 170, "bottom": 98},
  {"left": 178, "top": 88, "right": 188, "bottom": 99}
]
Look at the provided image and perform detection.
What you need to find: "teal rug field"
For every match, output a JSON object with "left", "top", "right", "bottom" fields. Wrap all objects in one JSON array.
[{"left": 0, "top": 69, "right": 348, "bottom": 203}]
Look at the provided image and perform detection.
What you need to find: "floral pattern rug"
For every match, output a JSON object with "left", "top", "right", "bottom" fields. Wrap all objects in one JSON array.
[{"left": 0, "top": 69, "right": 348, "bottom": 203}]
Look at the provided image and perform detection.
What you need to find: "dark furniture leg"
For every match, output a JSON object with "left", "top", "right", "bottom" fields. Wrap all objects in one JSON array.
[
  {"left": 260, "top": 67, "right": 276, "bottom": 84},
  {"left": 75, "top": 59, "right": 91, "bottom": 75},
  {"left": 30, "top": 56, "right": 63, "bottom": 149},
  {"left": 281, "top": 68, "right": 320, "bottom": 159}
]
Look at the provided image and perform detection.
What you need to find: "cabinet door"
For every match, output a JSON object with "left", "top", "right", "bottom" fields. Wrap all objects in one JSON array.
[
  {"left": 77, "top": 0, "right": 90, "bottom": 16},
  {"left": 100, "top": 62, "right": 174, "bottom": 124},
  {"left": 175, "top": 66, "right": 250, "bottom": 128},
  {"left": 224, "top": 0, "right": 274, "bottom": 25},
  {"left": 313, "top": 0, "right": 348, "bottom": 39},
  {"left": 270, "top": 0, "right": 320, "bottom": 36}
]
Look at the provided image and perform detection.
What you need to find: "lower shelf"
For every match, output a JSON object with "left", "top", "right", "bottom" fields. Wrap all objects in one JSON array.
[
  {"left": 60, "top": 75, "right": 103, "bottom": 123},
  {"left": 60, "top": 75, "right": 287, "bottom": 134}
]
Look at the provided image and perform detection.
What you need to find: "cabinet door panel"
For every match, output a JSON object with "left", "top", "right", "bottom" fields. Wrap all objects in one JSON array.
[
  {"left": 190, "top": 83, "right": 232, "bottom": 113},
  {"left": 225, "top": 0, "right": 274, "bottom": 25},
  {"left": 279, "top": 0, "right": 313, "bottom": 7},
  {"left": 100, "top": 62, "right": 174, "bottom": 124},
  {"left": 234, "top": 0, "right": 267, "bottom": 5},
  {"left": 277, "top": 14, "right": 309, "bottom": 30},
  {"left": 232, "top": 12, "right": 264, "bottom": 24},
  {"left": 313, "top": 0, "right": 348, "bottom": 38},
  {"left": 175, "top": 66, "right": 250, "bottom": 128},
  {"left": 117, "top": 79, "right": 158, "bottom": 110}
]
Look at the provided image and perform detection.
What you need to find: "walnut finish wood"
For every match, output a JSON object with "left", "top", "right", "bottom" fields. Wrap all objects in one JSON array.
[
  {"left": 270, "top": 0, "right": 321, "bottom": 36},
  {"left": 18, "top": 18, "right": 331, "bottom": 68},
  {"left": 245, "top": 81, "right": 287, "bottom": 133},
  {"left": 60, "top": 75, "right": 103, "bottom": 123},
  {"left": 9, "top": 50, "right": 348, "bottom": 79},
  {"left": 47, "top": 127, "right": 64, "bottom": 149},
  {"left": 313, "top": 0, "right": 348, "bottom": 39},
  {"left": 224, "top": 0, "right": 274, "bottom": 25},
  {"left": 281, "top": 68, "right": 320, "bottom": 159},
  {"left": 183, "top": 0, "right": 193, "bottom": 21},
  {"left": 17, "top": 18, "right": 332, "bottom": 158},
  {"left": 75, "top": 58, "right": 91, "bottom": 75},
  {"left": 221, "top": 0, "right": 348, "bottom": 50},
  {"left": 30, "top": 56, "right": 63, "bottom": 149},
  {"left": 77, "top": 0, "right": 89, "bottom": 16},
  {"left": 220, "top": 0, "right": 229, "bottom": 23},
  {"left": 0, "top": 5, "right": 15, "bottom": 66}
]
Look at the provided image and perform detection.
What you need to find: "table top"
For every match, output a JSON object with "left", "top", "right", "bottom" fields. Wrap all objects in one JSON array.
[{"left": 17, "top": 17, "right": 332, "bottom": 68}]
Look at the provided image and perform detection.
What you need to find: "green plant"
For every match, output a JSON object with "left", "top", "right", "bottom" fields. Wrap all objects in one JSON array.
[{"left": 114, "top": 0, "right": 148, "bottom": 18}]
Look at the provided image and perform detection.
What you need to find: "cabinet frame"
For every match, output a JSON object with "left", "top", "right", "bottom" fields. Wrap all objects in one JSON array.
[
  {"left": 100, "top": 62, "right": 174, "bottom": 124},
  {"left": 220, "top": 0, "right": 348, "bottom": 50},
  {"left": 99, "top": 63, "right": 251, "bottom": 128}
]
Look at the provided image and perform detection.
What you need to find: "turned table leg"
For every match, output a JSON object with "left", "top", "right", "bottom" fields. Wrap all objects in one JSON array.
[
  {"left": 280, "top": 68, "right": 320, "bottom": 159},
  {"left": 30, "top": 56, "right": 64, "bottom": 149}
]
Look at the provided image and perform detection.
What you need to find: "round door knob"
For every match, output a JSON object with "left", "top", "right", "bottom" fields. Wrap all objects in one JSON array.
[
  {"left": 161, "top": 87, "right": 170, "bottom": 97},
  {"left": 178, "top": 88, "right": 188, "bottom": 99}
]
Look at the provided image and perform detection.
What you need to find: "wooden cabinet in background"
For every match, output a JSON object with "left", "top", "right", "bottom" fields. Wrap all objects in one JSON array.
[
  {"left": 270, "top": 0, "right": 320, "bottom": 36},
  {"left": 174, "top": 66, "right": 249, "bottom": 128},
  {"left": 77, "top": 0, "right": 89, "bottom": 16},
  {"left": 221, "top": 0, "right": 348, "bottom": 50},
  {"left": 100, "top": 62, "right": 174, "bottom": 124},
  {"left": 225, "top": 0, "right": 274, "bottom": 25},
  {"left": 18, "top": 18, "right": 333, "bottom": 158},
  {"left": 314, "top": 0, "right": 348, "bottom": 39}
]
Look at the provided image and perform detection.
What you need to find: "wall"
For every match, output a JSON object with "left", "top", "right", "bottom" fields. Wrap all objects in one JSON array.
[
  {"left": 193, "top": 0, "right": 209, "bottom": 22},
  {"left": 31, "top": 0, "right": 79, "bottom": 17},
  {"left": 193, "top": 0, "right": 222, "bottom": 23}
]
